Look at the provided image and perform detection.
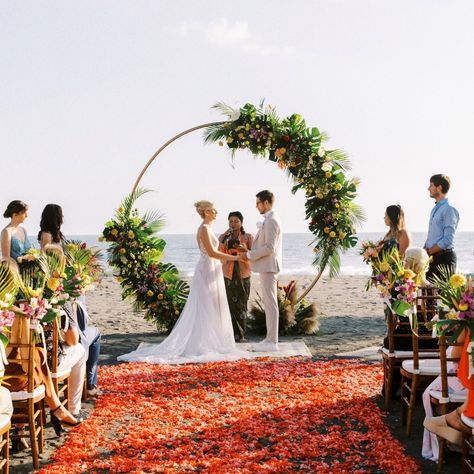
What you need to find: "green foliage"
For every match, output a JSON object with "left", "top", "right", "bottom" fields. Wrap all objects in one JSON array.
[
  {"left": 102, "top": 188, "right": 189, "bottom": 331},
  {"left": 204, "top": 101, "right": 364, "bottom": 276}
]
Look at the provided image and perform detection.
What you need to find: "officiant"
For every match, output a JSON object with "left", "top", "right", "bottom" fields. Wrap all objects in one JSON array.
[{"left": 219, "top": 211, "right": 254, "bottom": 342}]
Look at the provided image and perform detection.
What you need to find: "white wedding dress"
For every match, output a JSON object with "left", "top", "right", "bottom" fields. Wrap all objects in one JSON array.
[{"left": 118, "top": 225, "right": 249, "bottom": 364}]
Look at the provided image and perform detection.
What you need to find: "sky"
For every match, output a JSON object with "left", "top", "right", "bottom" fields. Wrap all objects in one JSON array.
[{"left": 1, "top": 0, "right": 473, "bottom": 237}]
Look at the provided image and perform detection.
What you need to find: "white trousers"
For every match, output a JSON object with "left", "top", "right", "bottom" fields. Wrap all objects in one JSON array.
[
  {"left": 58, "top": 344, "right": 87, "bottom": 415},
  {"left": 260, "top": 272, "right": 279, "bottom": 343}
]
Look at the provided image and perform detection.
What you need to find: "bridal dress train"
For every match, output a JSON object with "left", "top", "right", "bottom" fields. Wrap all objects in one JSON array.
[{"left": 118, "top": 225, "right": 250, "bottom": 364}]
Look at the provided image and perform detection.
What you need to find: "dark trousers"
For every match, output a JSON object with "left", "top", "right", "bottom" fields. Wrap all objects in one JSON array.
[{"left": 426, "top": 250, "right": 457, "bottom": 280}]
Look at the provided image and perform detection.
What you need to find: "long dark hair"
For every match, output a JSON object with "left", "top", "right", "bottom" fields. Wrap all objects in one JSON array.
[
  {"left": 38, "top": 204, "right": 64, "bottom": 243},
  {"left": 385, "top": 204, "right": 406, "bottom": 239},
  {"left": 3, "top": 200, "right": 28, "bottom": 218}
]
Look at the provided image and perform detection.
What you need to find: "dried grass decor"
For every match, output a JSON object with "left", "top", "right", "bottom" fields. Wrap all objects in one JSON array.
[{"left": 250, "top": 280, "right": 319, "bottom": 335}]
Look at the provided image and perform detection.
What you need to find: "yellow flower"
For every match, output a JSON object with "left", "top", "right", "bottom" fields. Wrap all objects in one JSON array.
[
  {"left": 218, "top": 140, "right": 224, "bottom": 146},
  {"left": 119, "top": 248, "right": 126, "bottom": 254},
  {"left": 335, "top": 203, "right": 340, "bottom": 208},
  {"left": 128, "top": 231, "right": 135, "bottom": 239},
  {"left": 335, "top": 183, "right": 343, "bottom": 191},
  {"left": 227, "top": 137, "right": 234, "bottom": 144},
  {"left": 325, "top": 171, "right": 332, "bottom": 178},
  {"left": 339, "top": 232, "right": 346, "bottom": 240},
  {"left": 459, "top": 303, "right": 469, "bottom": 311},
  {"left": 60, "top": 272, "right": 67, "bottom": 278},
  {"left": 379, "top": 262, "right": 390, "bottom": 273},
  {"left": 238, "top": 133, "right": 245, "bottom": 139},
  {"left": 158, "top": 293, "right": 164, "bottom": 300},
  {"left": 47, "top": 277, "right": 60, "bottom": 292},
  {"left": 118, "top": 207, "right": 125, "bottom": 214},
  {"left": 323, "top": 227, "right": 330, "bottom": 234},
  {"left": 313, "top": 247, "right": 319, "bottom": 253},
  {"left": 329, "top": 231, "right": 336, "bottom": 238},
  {"left": 397, "top": 270, "right": 404, "bottom": 277},
  {"left": 404, "top": 269, "right": 416, "bottom": 280},
  {"left": 450, "top": 273, "right": 466, "bottom": 289},
  {"left": 111, "top": 229, "right": 118, "bottom": 236},
  {"left": 317, "top": 193, "right": 324, "bottom": 199},
  {"left": 117, "top": 276, "right": 123, "bottom": 283},
  {"left": 147, "top": 290, "right": 154, "bottom": 297},
  {"left": 175, "top": 310, "right": 180, "bottom": 315}
]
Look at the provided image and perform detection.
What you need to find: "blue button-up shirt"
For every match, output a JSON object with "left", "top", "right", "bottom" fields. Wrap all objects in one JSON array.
[{"left": 424, "top": 198, "right": 459, "bottom": 250}]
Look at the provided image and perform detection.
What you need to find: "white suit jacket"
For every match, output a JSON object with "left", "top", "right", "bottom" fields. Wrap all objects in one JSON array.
[{"left": 248, "top": 210, "right": 282, "bottom": 273}]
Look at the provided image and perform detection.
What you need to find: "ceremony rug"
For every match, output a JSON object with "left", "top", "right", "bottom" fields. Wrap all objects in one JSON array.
[{"left": 40, "top": 358, "right": 420, "bottom": 473}]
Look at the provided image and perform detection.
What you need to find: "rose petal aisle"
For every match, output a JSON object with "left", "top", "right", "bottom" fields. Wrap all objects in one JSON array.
[{"left": 40, "top": 358, "right": 420, "bottom": 473}]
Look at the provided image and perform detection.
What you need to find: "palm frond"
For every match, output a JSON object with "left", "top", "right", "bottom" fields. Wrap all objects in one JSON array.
[
  {"left": 211, "top": 102, "right": 238, "bottom": 118},
  {"left": 327, "top": 149, "right": 351, "bottom": 171},
  {"left": 203, "top": 123, "right": 228, "bottom": 144},
  {"left": 0, "top": 263, "right": 17, "bottom": 300},
  {"left": 348, "top": 203, "right": 366, "bottom": 228},
  {"left": 121, "top": 188, "right": 152, "bottom": 217}
]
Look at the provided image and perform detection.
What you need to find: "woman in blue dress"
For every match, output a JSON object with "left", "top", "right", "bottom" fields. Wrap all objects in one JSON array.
[{"left": 1, "top": 200, "right": 33, "bottom": 266}]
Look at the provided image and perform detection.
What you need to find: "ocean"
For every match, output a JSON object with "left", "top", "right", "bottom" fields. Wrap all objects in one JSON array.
[{"left": 68, "top": 232, "right": 474, "bottom": 277}]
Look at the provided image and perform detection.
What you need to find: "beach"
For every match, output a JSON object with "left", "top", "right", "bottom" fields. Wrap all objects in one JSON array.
[{"left": 10, "top": 275, "right": 460, "bottom": 472}]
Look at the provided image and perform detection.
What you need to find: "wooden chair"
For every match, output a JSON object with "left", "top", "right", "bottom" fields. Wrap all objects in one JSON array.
[
  {"left": 399, "top": 287, "right": 441, "bottom": 435},
  {"left": 4, "top": 326, "right": 45, "bottom": 470},
  {"left": 0, "top": 413, "right": 10, "bottom": 474},
  {"left": 383, "top": 287, "right": 440, "bottom": 411},
  {"left": 44, "top": 317, "right": 71, "bottom": 405},
  {"left": 429, "top": 334, "right": 466, "bottom": 470},
  {"left": 0, "top": 347, "right": 11, "bottom": 474},
  {"left": 461, "top": 414, "right": 474, "bottom": 473}
]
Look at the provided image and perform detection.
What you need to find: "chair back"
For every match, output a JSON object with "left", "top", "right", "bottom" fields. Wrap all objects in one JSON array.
[
  {"left": 438, "top": 334, "right": 465, "bottom": 404},
  {"left": 410, "top": 286, "right": 440, "bottom": 370}
]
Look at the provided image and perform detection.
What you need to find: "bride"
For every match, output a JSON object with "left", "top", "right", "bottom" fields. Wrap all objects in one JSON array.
[{"left": 118, "top": 200, "right": 250, "bottom": 364}]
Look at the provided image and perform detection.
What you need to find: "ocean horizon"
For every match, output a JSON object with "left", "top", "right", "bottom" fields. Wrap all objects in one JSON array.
[{"left": 63, "top": 232, "right": 474, "bottom": 277}]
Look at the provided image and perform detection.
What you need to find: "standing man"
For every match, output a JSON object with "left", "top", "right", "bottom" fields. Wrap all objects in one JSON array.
[
  {"left": 424, "top": 174, "right": 459, "bottom": 279},
  {"left": 241, "top": 190, "right": 282, "bottom": 351}
]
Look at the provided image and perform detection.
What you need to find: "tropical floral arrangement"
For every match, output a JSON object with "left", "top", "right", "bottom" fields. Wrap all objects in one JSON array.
[
  {"left": 432, "top": 271, "right": 474, "bottom": 342},
  {"left": 360, "top": 239, "right": 385, "bottom": 266},
  {"left": 0, "top": 264, "right": 17, "bottom": 346},
  {"left": 366, "top": 248, "right": 422, "bottom": 319},
  {"left": 102, "top": 189, "right": 189, "bottom": 331},
  {"left": 205, "top": 102, "right": 364, "bottom": 277},
  {"left": 250, "top": 280, "right": 319, "bottom": 335}
]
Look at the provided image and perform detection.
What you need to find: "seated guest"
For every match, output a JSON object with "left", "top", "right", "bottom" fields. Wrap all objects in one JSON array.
[
  {"left": 5, "top": 312, "right": 80, "bottom": 441},
  {"left": 77, "top": 298, "right": 102, "bottom": 397},
  {"left": 58, "top": 302, "right": 87, "bottom": 422}
]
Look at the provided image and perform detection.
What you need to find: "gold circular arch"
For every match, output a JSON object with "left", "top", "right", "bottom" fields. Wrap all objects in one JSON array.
[{"left": 131, "top": 121, "right": 323, "bottom": 304}]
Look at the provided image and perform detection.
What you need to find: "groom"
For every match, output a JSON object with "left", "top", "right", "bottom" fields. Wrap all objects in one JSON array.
[{"left": 241, "top": 190, "right": 282, "bottom": 351}]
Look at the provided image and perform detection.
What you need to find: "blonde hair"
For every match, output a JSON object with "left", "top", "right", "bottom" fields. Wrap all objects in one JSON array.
[
  {"left": 194, "top": 200, "right": 214, "bottom": 218},
  {"left": 405, "top": 247, "right": 430, "bottom": 276}
]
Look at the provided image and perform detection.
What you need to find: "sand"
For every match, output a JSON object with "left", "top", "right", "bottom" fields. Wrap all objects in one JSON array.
[{"left": 9, "top": 275, "right": 460, "bottom": 472}]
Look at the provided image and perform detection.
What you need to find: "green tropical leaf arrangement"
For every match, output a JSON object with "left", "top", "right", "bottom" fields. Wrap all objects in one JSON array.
[
  {"left": 102, "top": 188, "right": 189, "bottom": 331},
  {"left": 204, "top": 102, "right": 364, "bottom": 278}
]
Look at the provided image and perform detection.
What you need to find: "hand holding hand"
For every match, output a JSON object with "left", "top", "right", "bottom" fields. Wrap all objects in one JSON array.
[{"left": 236, "top": 244, "right": 248, "bottom": 252}]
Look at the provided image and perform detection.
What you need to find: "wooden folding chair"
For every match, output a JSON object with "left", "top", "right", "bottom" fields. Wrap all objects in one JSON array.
[
  {"left": 4, "top": 325, "right": 46, "bottom": 470},
  {"left": 400, "top": 287, "right": 441, "bottom": 435}
]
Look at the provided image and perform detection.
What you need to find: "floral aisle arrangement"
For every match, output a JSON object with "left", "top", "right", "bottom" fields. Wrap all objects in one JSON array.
[
  {"left": 250, "top": 280, "right": 319, "bottom": 335},
  {"left": 41, "top": 358, "right": 421, "bottom": 473},
  {"left": 432, "top": 270, "right": 474, "bottom": 416},
  {"left": 102, "top": 189, "right": 189, "bottom": 331},
  {"left": 204, "top": 102, "right": 364, "bottom": 277},
  {"left": 0, "top": 264, "right": 17, "bottom": 346},
  {"left": 364, "top": 247, "right": 422, "bottom": 320},
  {"left": 432, "top": 271, "right": 474, "bottom": 340}
]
